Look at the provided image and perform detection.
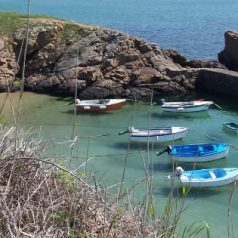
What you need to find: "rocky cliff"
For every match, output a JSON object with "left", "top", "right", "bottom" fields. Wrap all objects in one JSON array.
[
  {"left": 0, "top": 15, "right": 237, "bottom": 99},
  {"left": 218, "top": 31, "right": 238, "bottom": 71}
]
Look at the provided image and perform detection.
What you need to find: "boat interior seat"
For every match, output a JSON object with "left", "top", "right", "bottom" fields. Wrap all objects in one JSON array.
[
  {"left": 230, "top": 122, "right": 238, "bottom": 128},
  {"left": 203, "top": 145, "right": 214, "bottom": 152},
  {"left": 214, "top": 168, "right": 226, "bottom": 178},
  {"left": 178, "top": 146, "right": 198, "bottom": 154},
  {"left": 209, "top": 171, "right": 216, "bottom": 179},
  {"left": 99, "top": 99, "right": 110, "bottom": 104}
]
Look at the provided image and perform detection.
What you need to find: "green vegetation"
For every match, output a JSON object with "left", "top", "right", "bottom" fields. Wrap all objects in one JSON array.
[
  {"left": 61, "top": 22, "right": 91, "bottom": 40},
  {"left": 0, "top": 12, "right": 25, "bottom": 35},
  {"left": 0, "top": 12, "right": 90, "bottom": 40}
]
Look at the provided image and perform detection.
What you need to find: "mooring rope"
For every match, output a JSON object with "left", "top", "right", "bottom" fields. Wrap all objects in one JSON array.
[
  {"left": 191, "top": 128, "right": 218, "bottom": 141},
  {"left": 191, "top": 128, "right": 238, "bottom": 151},
  {"left": 77, "top": 128, "right": 129, "bottom": 139},
  {"left": 71, "top": 150, "right": 145, "bottom": 159}
]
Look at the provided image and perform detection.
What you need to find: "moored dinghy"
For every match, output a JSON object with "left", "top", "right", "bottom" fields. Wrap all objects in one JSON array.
[
  {"left": 174, "top": 167, "right": 238, "bottom": 187},
  {"left": 223, "top": 122, "right": 238, "bottom": 133},
  {"left": 75, "top": 99, "right": 126, "bottom": 112},
  {"left": 161, "top": 142, "right": 230, "bottom": 162},
  {"left": 160, "top": 99, "right": 214, "bottom": 113},
  {"left": 129, "top": 126, "right": 189, "bottom": 143}
]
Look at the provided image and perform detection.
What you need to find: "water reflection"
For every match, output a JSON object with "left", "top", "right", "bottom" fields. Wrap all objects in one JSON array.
[
  {"left": 153, "top": 111, "right": 211, "bottom": 120},
  {"left": 156, "top": 186, "right": 223, "bottom": 198}
]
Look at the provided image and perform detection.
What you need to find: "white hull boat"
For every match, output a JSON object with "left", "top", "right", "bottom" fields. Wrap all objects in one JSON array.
[
  {"left": 129, "top": 126, "right": 189, "bottom": 143},
  {"left": 165, "top": 143, "right": 230, "bottom": 162},
  {"left": 161, "top": 99, "right": 214, "bottom": 113},
  {"left": 175, "top": 167, "right": 238, "bottom": 187}
]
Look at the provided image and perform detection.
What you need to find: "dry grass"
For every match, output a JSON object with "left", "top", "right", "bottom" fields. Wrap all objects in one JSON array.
[{"left": 0, "top": 126, "right": 161, "bottom": 238}]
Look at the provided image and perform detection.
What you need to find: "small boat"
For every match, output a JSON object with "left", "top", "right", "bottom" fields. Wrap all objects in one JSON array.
[
  {"left": 160, "top": 99, "right": 214, "bottom": 113},
  {"left": 223, "top": 122, "right": 238, "bottom": 133},
  {"left": 174, "top": 167, "right": 238, "bottom": 187},
  {"left": 163, "top": 143, "right": 230, "bottom": 162},
  {"left": 129, "top": 126, "right": 189, "bottom": 143},
  {"left": 75, "top": 99, "right": 126, "bottom": 112}
]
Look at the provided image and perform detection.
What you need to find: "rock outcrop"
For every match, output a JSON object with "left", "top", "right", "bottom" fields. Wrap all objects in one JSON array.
[
  {"left": 196, "top": 68, "right": 238, "bottom": 98},
  {"left": 0, "top": 16, "right": 237, "bottom": 99},
  {"left": 0, "top": 36, "right": 17, "bottom": 91},
  {"left": 218, "top": 31, "right": 238, "bottom": 70}
]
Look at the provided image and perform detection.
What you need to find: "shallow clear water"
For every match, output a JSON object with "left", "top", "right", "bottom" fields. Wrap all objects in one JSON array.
[
  {"left": 1, "top": 0, "right": 238, "bottom": 59},
  {"left": 1, "top": 0, "right": 238, "bottom": 235},
  {"left": 1, "top": 92, "right": 238, "bottom": 237}
]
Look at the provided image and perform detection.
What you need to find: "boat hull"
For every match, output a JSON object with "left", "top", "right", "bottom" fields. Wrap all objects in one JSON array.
[
  {"left": 169, "top": 143, "right": 230, "bottom": 162},
  {"left": 223, "top": 122, "right": 238, "bottom": 134},
  {"left": 180, "top": 168, "right": 238, "bottom": 187},
  {"left": 129, "top": 127, "right": 189, "bottom": 143},
  {"left": 76, "top": 99, "right": 126, "bottom": 112},
  {"left": 162, "top": 104, "right": 210, "bottom": 113},
  {"left": 161, "top": 101, "right": 213, "bottom": 113}
]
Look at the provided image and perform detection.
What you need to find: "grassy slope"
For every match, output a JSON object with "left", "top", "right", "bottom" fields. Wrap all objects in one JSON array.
[{"left": 0, "top": 12, "right": 91, "bottom": 39}]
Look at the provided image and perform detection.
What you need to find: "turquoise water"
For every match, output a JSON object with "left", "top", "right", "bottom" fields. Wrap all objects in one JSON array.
[
  {"left": 1, "top": 92, "right": 238, "bottom": 237},
  {"left": 1, "top": 0, "right": 238, "bottom": 235},
  {"left": 1, "top": 0, "right": 238, "bottom": 59}
]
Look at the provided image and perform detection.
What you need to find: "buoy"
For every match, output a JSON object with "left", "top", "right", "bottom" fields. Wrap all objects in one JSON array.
[{"left": 182, "top": 186, "right": 186, "bottom": 195}]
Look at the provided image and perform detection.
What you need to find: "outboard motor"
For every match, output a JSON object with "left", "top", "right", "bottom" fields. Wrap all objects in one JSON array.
[
  {"left": 128, "top": 126, "right": 134, "bottom": 133},
  {"left": 160, "top": 98, "right": 166, "bottom": 105},
  {"left": 156, "top": 145, "right": 172, "bottom": 156},
  {"left": 175, "top": 166, "right": 184, "bottom": 176},
  {"left": 75, "top": 99, "right": 80, "bottom": 105}
]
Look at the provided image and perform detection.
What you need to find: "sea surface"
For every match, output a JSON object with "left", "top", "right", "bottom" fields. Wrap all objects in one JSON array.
[
  {"left": 1, "top": 0, "right": 238, "bottom": 59},
  {"left": 1, "top": 92, "right": 238, "bottom": 237}
]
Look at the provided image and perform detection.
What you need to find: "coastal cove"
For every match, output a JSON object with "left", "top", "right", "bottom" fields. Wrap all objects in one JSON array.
[
  {"left": 1, "top": 92, "right": 238, "bottom": 237},
  {"left": 1, "top": 0, "right": 238, "bottom": 236}
]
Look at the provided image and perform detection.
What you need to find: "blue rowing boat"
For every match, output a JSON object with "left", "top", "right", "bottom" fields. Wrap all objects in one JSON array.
[
  {"left": 159, "top": 143, "right": 230, "bottom": 162},
  {"left": 174, "top": 167, "right": 238, "bottom": 187}
]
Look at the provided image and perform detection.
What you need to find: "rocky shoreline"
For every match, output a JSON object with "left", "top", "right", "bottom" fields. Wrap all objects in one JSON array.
[{"left": 1, "top": 15, "right": 238, "bottom": 99}]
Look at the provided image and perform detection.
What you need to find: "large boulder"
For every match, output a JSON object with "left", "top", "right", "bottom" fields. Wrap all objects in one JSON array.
[
  {"left": 196, "top": 68, "right": 238, "bottom": 98},
  {"left": 218, "top": 31, "right": 238, "bottom": 70}
]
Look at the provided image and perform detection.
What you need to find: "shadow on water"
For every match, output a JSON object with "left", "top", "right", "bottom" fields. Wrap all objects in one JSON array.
[
  {"left": 151, "top": 158, "right": 229, "bottom": 173},
  {"left": 110, "top": 142, "right": 131, "bottom": 150},
  {"left": 200, "top": 132, "right": 228, "bottom": 141},
  {"left": 155, "top": 186, "right": 223, "bottom": 198},
  {"left": 111, "top": 141, "right": 171, "bottom": 151},
  {"left": 151, "top": 111, "right": 210, "bottom": 120},
  {"left": 62, "top": 109, "right": 112, "bottom": 116},
  {"left": 150, "top": 161, "right": 173, "bottom": 173},
  {"left": 55, "top": 96, "right": 73, "bottom": 102},
  {"left": 222, "top": 126, "right": 238, "bottom": 136}
]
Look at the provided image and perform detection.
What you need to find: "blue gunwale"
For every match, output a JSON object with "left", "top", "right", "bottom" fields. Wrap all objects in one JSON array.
[{"left": 170, "top": 143, "right": 229, "bottom": 157}]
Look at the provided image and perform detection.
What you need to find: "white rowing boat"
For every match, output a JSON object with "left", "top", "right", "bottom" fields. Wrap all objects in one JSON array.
[
  {"left": 161, "top": 99, "right": 214, "bottom": 113},
  {"left": 129, "top": 126, "right": 189, "bottom": 143}
]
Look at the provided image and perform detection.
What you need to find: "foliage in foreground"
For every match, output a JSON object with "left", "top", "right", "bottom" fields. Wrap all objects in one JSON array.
[
  {"left": 0, "top": 126, "right": 156, "bottom": 237},
  {"left": 0, "top": 125, "right": 213, "bottom": 237}
]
